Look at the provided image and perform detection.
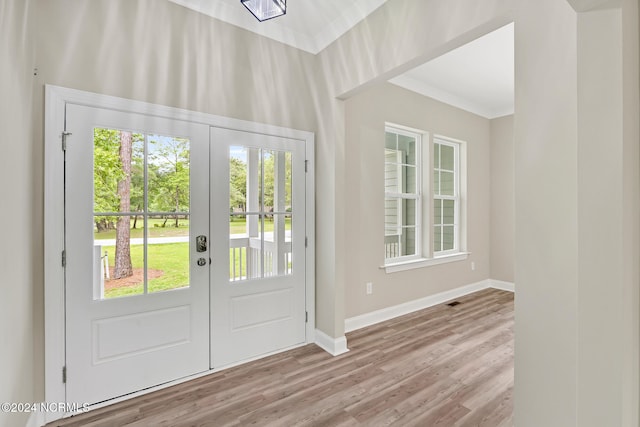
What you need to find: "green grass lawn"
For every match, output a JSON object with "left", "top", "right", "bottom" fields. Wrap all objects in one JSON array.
[
  {"left": 102, "top": 243, "right": 189, "bottom": 298},
  {"left": 102, "top": 242, "right": 250, "bottom": 298}
]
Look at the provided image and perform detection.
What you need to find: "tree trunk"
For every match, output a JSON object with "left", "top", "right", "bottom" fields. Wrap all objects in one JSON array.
[{"left": 114, "top": 131, "right": 133, "bottom": 279}]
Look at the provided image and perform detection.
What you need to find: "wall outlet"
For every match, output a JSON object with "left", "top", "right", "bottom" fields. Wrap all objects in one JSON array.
[
  {"left": 471, "top": 262, "right": 476, "bottom": 271},
  {"left": 366, "top": 282, "right": 373, "bottom": 295}
]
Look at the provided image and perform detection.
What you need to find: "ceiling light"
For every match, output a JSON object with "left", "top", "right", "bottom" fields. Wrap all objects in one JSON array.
[{"left": 241, "top": 0, "right": 286, "bottom": 22}]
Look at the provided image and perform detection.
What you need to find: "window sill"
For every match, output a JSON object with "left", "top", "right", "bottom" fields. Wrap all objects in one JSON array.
[{"left": 381, "top": 252, "right": 470, "bottom": 273}]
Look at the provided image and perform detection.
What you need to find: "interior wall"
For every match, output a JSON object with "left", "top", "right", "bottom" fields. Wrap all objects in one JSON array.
[
  {"left": 344, "top": 82, "right": 491, "bottom": 318},
  {"left": 490, "top": 115, "right": 514, "bottom": 283},
  {"left": 0, "top": 0, "right": 37, "bottom": 426},
  {"left": 514, "top": 0, "right": 640, "bottom": 425},
  {"left": 316, "top": 0, "right": 514, "bottom": 338}
]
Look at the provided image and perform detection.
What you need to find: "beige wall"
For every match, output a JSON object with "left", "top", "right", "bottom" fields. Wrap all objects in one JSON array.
[
  {"left": 0, "top": 0, "right": 36, "bottom": 426},
  {"left": 514, "top": 0, "right": 639, "bottom": 425},
  {"left": 317, "top": 0, "right": 515, "bottom": 337},
  {"left": 490, "top": 115, "right": 514, "bottom": 283},
  {"left": 344, "top": 83, "right": 491, "bottom": 318}
]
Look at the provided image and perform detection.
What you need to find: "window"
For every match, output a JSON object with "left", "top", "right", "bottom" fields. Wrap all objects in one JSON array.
[
  {"left": 433, "top": 138, "right": 460, "bottom": 254},
  {"left": 384, "top": 127, "right": 421, "bottom": 262},
  {"left": 383, "top": 127, "right": 465, "bottom": 270}
]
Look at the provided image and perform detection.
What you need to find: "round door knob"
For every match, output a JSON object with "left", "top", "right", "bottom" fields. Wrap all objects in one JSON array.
[{"left": 197, "top": 258, "right": 207, "bottom": 266}]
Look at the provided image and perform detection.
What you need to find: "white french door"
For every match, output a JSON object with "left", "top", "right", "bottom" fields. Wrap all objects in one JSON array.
[
  {"left": 63, "top": 103, "right": 309, "bottom": 406},
  {"left": 64, "top": 104, "right": 211, "bottom": 404},
  {"left": 209, "top": 128, "right": 307, "bottom": 367}
]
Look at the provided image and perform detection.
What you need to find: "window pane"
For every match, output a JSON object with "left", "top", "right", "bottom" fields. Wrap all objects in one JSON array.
[
  {"left": 385, "top": 157, "right": 401, "bottom": 193},
  {"left": 385, "top": 198, "right": 400, "bottom": 231},
  {"left": 434, "top": 199, "right": 442, "bottom": 225},
  {"left": 402, "top": 226, "right": 417, "bottom": 257},
  {"left": 403, "top": 198, "right": 416, "bottom": 226},
  {"left": 148, "top": 135, "right": 190, "bottom": 213},
  {"left": 385, "top": 234, "right": 400, "bottom": 259},
  {"left": 443, "top": 200, "right": 455, "bottom": 225},
  {"left": 403, "top": 165, "right": 417, "bottom": 194},
  {"left": 434, "top": 225, "right": 442, "bottom": 253},
  {"left": 398, "top": 135, "right": 416, "bottom": 166},
  {"left": 93, "top": 128, "right": 144, "bottom": 213},
  {"left": 434, "top": 143, "right": 441, "bottom": 168},
  {"left": 443, "top": 226, "right": 455, "bottom": 251},
  {"left": 433, "top": 170, "right": 440, "bottom": 196},
  {"left": 385, "top": 131, "right": 398, "bottom": 151},
  {"left": 94, "top": 216, "right": 144, "bottom": 299},
  {"left": 440, "top": 171, "right": 455, "bottom": 196},
  {"left": 440, "top": 144, "right": 455, "bottom": 171}
]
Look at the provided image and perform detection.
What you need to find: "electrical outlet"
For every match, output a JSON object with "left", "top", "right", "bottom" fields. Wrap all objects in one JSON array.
[
  {"left": 471, "top": 262, "right": 476, "bottom": 271},
  {"left": 366, "top": 282, "right": 373, "bottom": 295}
]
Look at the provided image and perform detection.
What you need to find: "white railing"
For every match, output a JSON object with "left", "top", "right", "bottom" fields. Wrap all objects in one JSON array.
[
  {"left": 385, "top": 235, "right": 400, "bottom": 259},
  {"left": 230, "top": 236, "right": 292, "bottom": 281}
]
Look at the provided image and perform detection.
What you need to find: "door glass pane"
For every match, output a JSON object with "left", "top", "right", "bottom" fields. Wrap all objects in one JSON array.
[
  {"left": 93, "top": 128, "right": 191, "bottom": 299},
  {"left": 229, "top": 146, "right": 293, "bottom": 281},
  {"left": 230, "top": 146, "right": 248, "bottom": 213},
  {"left": 147, "top": 135, "right": 190, "bottom": 213},
  {"left": 148, "top": 215, "right": 189, "bottom": 294},
  {"left": 94, "top": 216, "right": 144, "bottom": 299},
  {"left": 263, "top": 213, "right": 292, "bottom": 277},
  {"left": 93, "top": 129, "right": 144, "bottom": 213}
]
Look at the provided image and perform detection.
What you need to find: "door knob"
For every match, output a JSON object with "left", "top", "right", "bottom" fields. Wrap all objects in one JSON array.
[{"left": 197, "top": 257, "right": 207, "bottom": 266}]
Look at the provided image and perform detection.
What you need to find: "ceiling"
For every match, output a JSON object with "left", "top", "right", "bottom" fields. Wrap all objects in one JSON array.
[
  {"left": 390, "top": 23, "right": 514, "bottom": 119},
  {"left": 168, "top": 1, "right": 514, "bottom": 119},
  {"left": 168, "top": 0, "right": 389, "bottom": 54}
]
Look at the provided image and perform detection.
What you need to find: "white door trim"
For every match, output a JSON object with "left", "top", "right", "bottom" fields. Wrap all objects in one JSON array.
[{"left": 44, "top": 85, "right": 316, "bottom": 424}]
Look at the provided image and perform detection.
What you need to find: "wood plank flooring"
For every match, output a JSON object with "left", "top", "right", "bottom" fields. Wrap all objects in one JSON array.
[{"left": 48, "top": 288, "right": 514, "bottom": 427}]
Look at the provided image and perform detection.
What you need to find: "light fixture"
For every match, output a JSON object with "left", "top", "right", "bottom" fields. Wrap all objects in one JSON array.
[{"left": 241, "top": 0, "right": 286, "bottom": 22}]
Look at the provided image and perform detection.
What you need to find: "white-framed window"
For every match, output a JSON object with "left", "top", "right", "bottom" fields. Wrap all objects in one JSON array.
[
  {"left": 383, "top": 126, "right": 466, "bottom": 271},
  {"left": 433, "top": 138, "right": 460, "bottom": 255},
  {"left": 384, "top": 126, "right": 421, "bottom": 263}
]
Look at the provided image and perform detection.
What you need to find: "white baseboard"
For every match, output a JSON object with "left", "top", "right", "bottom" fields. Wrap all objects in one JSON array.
[
  {"left": 345, "top": 279, "right": 515, "bottom": 333},
  {"left": 489, "top": 279, "right": 515, "bottom": 292},
  {"left": 315, "top": 329, "right": 349, "bottom": 356}
]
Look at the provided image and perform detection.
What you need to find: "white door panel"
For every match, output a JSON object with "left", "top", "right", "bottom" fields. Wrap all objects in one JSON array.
[
  {"left": 65, "top": 104, "right": 210, "bottom": 404},
  {"left": 210, "top": 127, "right": 306, "bottom": 368}
]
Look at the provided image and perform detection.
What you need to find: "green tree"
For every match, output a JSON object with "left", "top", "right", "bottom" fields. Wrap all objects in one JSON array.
[
  {"left": 149, "top": 137, "right": 190, "bottom": 227},
  {"left": 230, "top": 156, "right": 246, "bottom": 211},
  {"left": 114, "top": 131, "right": 133, "bottom": 279}
]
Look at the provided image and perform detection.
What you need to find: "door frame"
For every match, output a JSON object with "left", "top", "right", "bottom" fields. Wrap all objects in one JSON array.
[{"left": 44, "top": 85, "right": 316, "bottom": 423}]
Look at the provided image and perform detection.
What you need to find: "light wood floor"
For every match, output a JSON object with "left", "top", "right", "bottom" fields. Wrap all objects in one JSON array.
[{"left": 49, "top": 288, "right": 514, "bottom": 427}]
